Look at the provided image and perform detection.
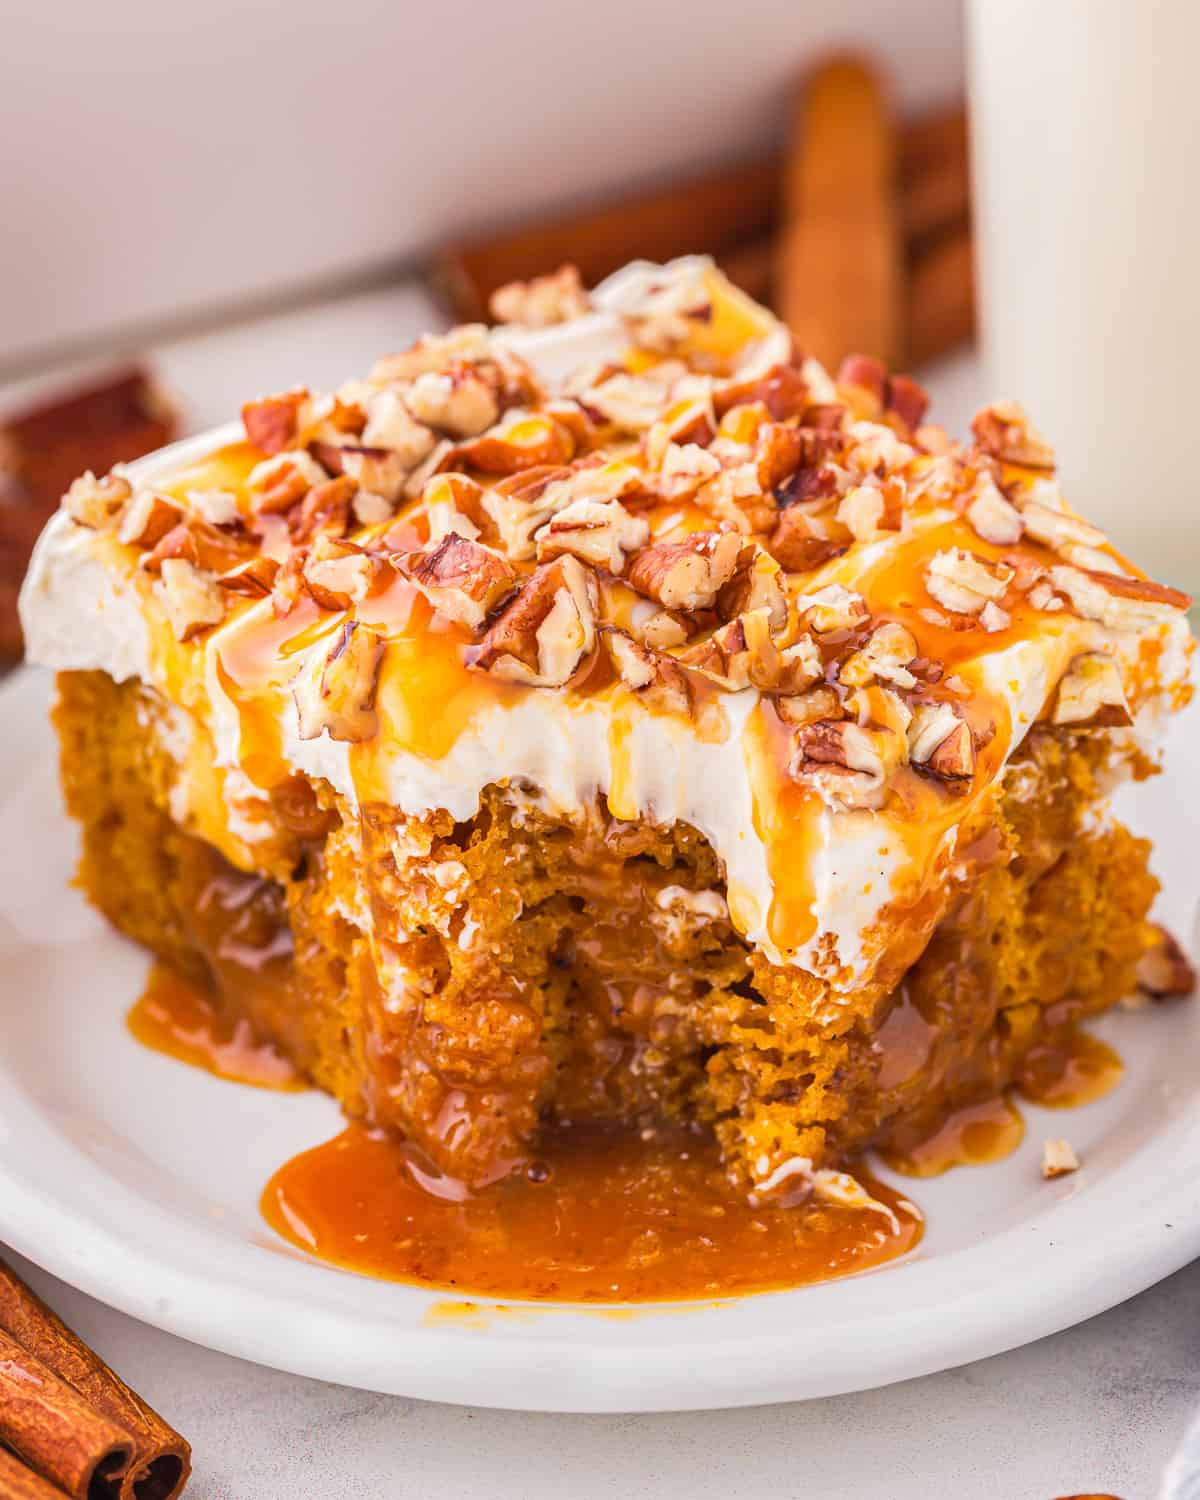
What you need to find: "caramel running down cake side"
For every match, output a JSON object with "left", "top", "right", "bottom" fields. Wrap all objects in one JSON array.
[{"left": 19, "top": 259, "right": 1195, "bottom": 1265}]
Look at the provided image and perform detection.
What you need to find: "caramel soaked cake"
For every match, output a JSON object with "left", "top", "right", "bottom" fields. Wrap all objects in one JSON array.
[{"left": 18, "top": 259, "right": 1195, "bottom": 1205}]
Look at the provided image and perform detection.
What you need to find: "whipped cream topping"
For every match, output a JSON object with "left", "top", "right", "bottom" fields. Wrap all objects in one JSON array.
[{"left": 20, "top": 261, "right": 1194, "bottom": 986}]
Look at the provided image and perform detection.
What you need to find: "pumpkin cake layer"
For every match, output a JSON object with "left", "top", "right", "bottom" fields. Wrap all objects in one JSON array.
[
  {"left": 54, "top": 667, "right": 1160, "bottom": 1189},
  {"left": 20, "top": 258, "right": 1194, "bottom": 1196}
]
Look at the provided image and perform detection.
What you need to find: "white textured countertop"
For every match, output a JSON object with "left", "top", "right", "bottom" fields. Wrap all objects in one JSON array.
[
  {"left": 8, "top": 1251, "right": 1199, "bottom": 1499},
  {"left": 3, "top": 283, "right": 1195, "bottom": 1500}
]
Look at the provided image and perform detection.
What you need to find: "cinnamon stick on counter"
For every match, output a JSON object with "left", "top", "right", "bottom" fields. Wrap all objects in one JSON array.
[
  {"left": 433, "top": 156, "right": 779, "bottom": 322},
  {"left": 0, "top": 366, "right": 179, "bottom": 660},
  {"left": 0, "top": 1259, "right": 190, "bottom": 1500},
  {"left": 775, "top": 58, "right": 902, "bottom": 369},
  {"left": 0, "top": 1328, "right": 132, "bottom": 1500},
  {"left": 906, "top": 226, "right": 976, "bottom": 367},
  {"left": 718, "top": 237, "right": 775, "bottom": 306},
  {"left": 432, "top": 100, "right": 969, "bottom": 324}
]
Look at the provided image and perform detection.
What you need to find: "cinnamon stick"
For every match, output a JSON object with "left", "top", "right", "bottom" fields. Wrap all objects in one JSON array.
[
  {"left": 899, "top": 148, "right": 970, "bottom": 249},
  {"left": 0, "top": 366, "right": 179, "bottom": 660},
  {"left": 0, "top": 1448, "right": 64, "bottom": 1500},
  {"left": 0, "top": 1328, "right": 132, "bottom": 1500},
  {"left": 906, "top": 226, "right": 976, "bottom": 367},
  {"left": 432, "top": 155, "right": 779, "bottom": 322},
  {"left": 718, "top": 238, "right": 774, "bottom": 306},
  {"left": 0, "top": 368, "right": 177, "bottom": 519},
  {"left": 897, "top": 101, "right": 968, "bottom": 185},
  {"left": 431, "top": 100, "right": 968, "bottom": 323},
  {"left": 775, "top": 58, "right": 902, "bottom": 369},
  {"left": 0, "top": 1260, "right": 191, "bottom": 1500}
]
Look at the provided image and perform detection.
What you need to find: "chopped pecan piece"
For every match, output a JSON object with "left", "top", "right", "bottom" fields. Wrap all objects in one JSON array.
[
  {"left": 752, "top": 422, "right": 807, "bottom": 492},
  {"left": 480, "top": 468, "right": 570, "bottom": 561},
  {"left": 774, "top": 461, "right": 841, "bottom": 512},
  {"left": 1052, "top": 651, "right": 1132, "bottom": 728},
  {"left": 271, "top": 549, "right": 308, "bottom": 619},
  {"left": 292, "top": 620, "right": 384, "bottom": 742},
  {"left": 718, "top": 545, "right": 788, "bottom": 631},
  {"left": 644, "top": 396, "right": 717, "bottom": 469},
  {"left": 774, "top": 684, "right": 841, "bottom": 728},
  {"left": 369, "top": 325, "right": 492, "bottom": 384},
  {"left": 303, "top": 534, "right": 386, "bottom": 611},
  {"left": 1020, "top": 501, "right": 1106, "bottom": 555},
  {"left": 840, "top": 622, "right": 919, "bottom": 689},
  {"left": 635, "top": 608, "right": 691, "bottom": 650},
  {"left": 1048, "top": 565, "right": 1191, "bottom": 630},
  {"left": 925, "top": 548, "right": 1013, "bottom": 615},
  {"left": 627, "top": 532, "right": 743, "bottom": 612},
  {"left": 621, "top": 267, "right": 713, "bottom": 353},
  {"left": 1136, "top": 924, "right": 1196, "bottom": 999},
  {"left": 972, "top": 400, "right": 1056, "bottom": 470},
  {"left": 714, "top": 364, "right": 809, "bottom": 422},
  {"left": 63, "top": 471, "right": 132, "bottom": 530},
  {"left": 791, "top": 718, "right": 900, "bottom": 810},
  {"left": 453, "top": 411, "right": 575, "bottom": 474},
  {"left": 980, "top": 601, "right": 1011, "bottom": 633},
  {"left": 601, "top": 626, "right": 691, "bottom": 715},
  {"left": 403, "top": 534, "right": 518, "bottom": 629},
  {"left": 535, "top": 497, "right": 649, "bottom": 573},
  {"left": 403, "top": 438, "right": 455, "bottom": 500},
  {"left": 247, "top": 450, "right": 327, "bottom": 516},
  {"left": 885, "top": 373, "right": 930, "bottom": 430},
  {"left": 907, "top": 702, "right": 975, "bottom": 785},
  {"left": 468, "top": 555, "right": 598, "bottom": 686},
  {"left": 404, "top": 363, "right": 501, "bottom": 438},
  {"left": 1041, "top": 1139, "right": 1079, "bottom": 1179},
  {"left": 291, "top": 475, "right": 357, "bottom": 544},
  {"left": 490, "top": 265, "right": 591, "bottom": 327},
  {"left": 353, "top": 489, "right": 396, "bottom": 526},
  {"left": 843, "top": 420, "right": 915, "bottom": 477},
  {"left": 797, "top": 583, "right": 869, "bottom": 634},
  {"left": 679, "top": 609, "right": 819, "bottom": 692},
  {"left": 658, "top": 442, "right": 721, "bottom": 500},
  {"left": 186, "top": 487, "right": 241, "bottom": 528},
  {"left": 154, "top": 558, "right": 227, "bottom": 640},
  {"left": 965, "top": 472, "right": 1024, "bottom": 546},
  {"left": 836, "top": 353, "right": 887, "bottom": 409},
  {"left": 218, "top": 555, "right": 280, "bottom": 598},
  {"left": 242, "top": 388, "right": 309, "bottom": 454},
  {"left": 836, "top": 480, "right": 903, "bottom": 542},
  {"left": 339, "top": 444, "right": 425, "bottom": 504},
  {"left": 769, "top": 507, "right": 849, "bottom": 573},
  {"left": 116, "top": 490, "right": 182, "bottom": 549},
  {"left": 582, "top": 372, "right": 674, "bottom": 433},
  {"left": 359, "top": 388, "right": 439, "bottom": 463},
  {"left": 423, "top": 473, "right": 487, "bottom": 544},
  {"left": 140, "top": 522, "right": 198, "bottom": 573}
]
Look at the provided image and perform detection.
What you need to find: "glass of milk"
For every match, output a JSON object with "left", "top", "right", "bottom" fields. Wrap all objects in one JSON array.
[{"left": 967, "top": 0, "right": 1200, "bottom": 588}]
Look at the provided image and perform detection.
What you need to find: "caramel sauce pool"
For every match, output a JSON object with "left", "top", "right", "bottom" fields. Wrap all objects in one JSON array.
[
  {"left": 128, "top": 963, "right": 304, "bottom": 1092},
  {"left": 129, "top": 959, "right": 1120, "bottom": 1298},
  {"left": 259, "top": 1122, "right": 921, "bottom": 1302}
]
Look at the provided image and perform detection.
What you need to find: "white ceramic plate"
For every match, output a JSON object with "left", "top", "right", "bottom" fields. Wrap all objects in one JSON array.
[{"left": 1, "top": 665, "right": 1199, "bottom": 1413}]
